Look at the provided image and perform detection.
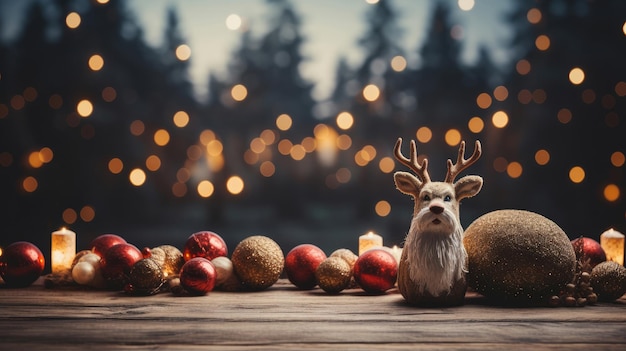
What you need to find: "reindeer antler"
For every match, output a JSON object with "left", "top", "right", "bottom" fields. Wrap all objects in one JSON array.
[
  {"left": 445, "top": 140, "right": 482, "bottom": 183},
  {"left": 394, "top": 138, "right": 431, "bottom": 185}
]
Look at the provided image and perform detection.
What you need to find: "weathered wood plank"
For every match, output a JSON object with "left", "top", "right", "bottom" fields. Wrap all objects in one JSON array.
[{"left": 1, "top": 278, "right": 625, "bottom": 350}]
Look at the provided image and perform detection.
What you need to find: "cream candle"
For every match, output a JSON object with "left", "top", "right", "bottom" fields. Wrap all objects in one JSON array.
[
  {"left": 51, "top": 227, "right": 76, "bottom": 274},
  {"left": 358, "top": 231, "right": 383, "bottom": 255},
  {"left": 600, "top": 228, "right": 624, "bottom": 266}
]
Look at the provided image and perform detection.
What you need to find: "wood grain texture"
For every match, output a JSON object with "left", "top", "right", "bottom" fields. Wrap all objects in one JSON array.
[{"left": 1, "top": 278, "right": 625, "bottom": 350}]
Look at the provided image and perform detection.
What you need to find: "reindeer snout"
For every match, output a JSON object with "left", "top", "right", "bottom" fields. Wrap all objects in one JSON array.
[{"left": 429, "top": 203, "right": 444, "bottom": 214}]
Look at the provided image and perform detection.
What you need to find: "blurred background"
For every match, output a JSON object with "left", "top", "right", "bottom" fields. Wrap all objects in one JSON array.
[{"left": 0, "top": 0, "right": 624, "bottom": 269}]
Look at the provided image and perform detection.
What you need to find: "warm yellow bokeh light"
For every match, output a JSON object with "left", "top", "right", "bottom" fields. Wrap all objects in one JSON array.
[
  {"left": 206, "top": 139, "right": 223, "bottom": 156},
  {"left": 476, "top": 93, "right": 492, "bottom": 109},
  {"left": 39, "top": 147, "right": 53, "bottom": 163},
  {"left": 535, "top": 35, "right": 550, "bottom": 51},
  {"left": 197, "top": 180, "right": 214, "bottom": 198},
  {"left": 516, "top": 59, "right": 531, "bottom": 75},
  {"left": 226, "top": 14, "right": 242, "bottom": 30},
  {"left": 375, "top": 200, "right": 392, "bottom": 217},
  {"left": 108, "top": 158, "right": 123, "bottom": 174},
  {"left": 604, "top": 184, "right": 620, "bottom": 202},
  {"left": 77, "top": 99, "right": 93, "bottom": 117},
  {"left": 199, "top": 129, "right": 216, "bottom": 145},
  {"left": 458, "top": 0, "right": 475, "bottom": 11},
  {"left": 172, "top": 182, "right": 187, "bottom": 197},
  {"left": 22, "top": 176, "right": 38, "bottom": 192},
  {"left": 276, "top": 113, "right": 292, "bottom": 131},
  {"left": 260, "top": 129, "right": 276, "bottom": 145},
  {"left": 154, "top": 129, "right": 170, "bottom": 146},
  {"left": 416, "top": 127, "right": 432, "bottom": 143},
  {"left": 231, "top": 84, "right": 248, "bottom": 101},
  {"left": 611, "top": 151, "right": 625, "bottom": 167},
  {"left": 379, "top": 157, "right": 395, "bottom": 173},
  {"left": 278, "top": 139, "right": 293, "bottom": 155},
  {"left": 28, "top": 151, "right": 43, "bottom": 168},
  {"left": 492, "top": 111, "right": 509, "bottom": 128},
  {"left": 88, "top": 54, "right": 104, "bottom": 71},
  {"left": 534, "top": 149, "right": 550, "bottom": 165},
  {"left": 336, "top": 111, "right": 354, "bottom": 130},
  {"left": 336, "top": 168, "right": 351, "bottom": 184},
  {"left": 146, "top": 155, "right": 161, "bottom": 171},
  {"left": 506, "top": 162, "right": 523, "bottom": 178},
  {"left": 557, "top": 108, "right": 572, "bottom": 124},
  {"left": 493, "top": 86, "right": 509, "bottom": 101},
  {"left": 445, "top": 129, "right": 461, "bottom": 146},
  {"left": 493, "top": 157, "right": 508, "bottom": 173},
  {"left": 129, "top": 168, "right": 146, "bottom": 186},
  {"left": 290, "top": 144, "right": 306, "bottom": 161},
  {"left": 62, "top": 208, "right": 77, "bottom": 224},
  {"left": 259, "top": 161, "right": 275, "bottom": 177},
  {"left": 390, "top": 56, "right": 407, "bottom": 72},
  {"left": 226, "top": 176, "right": 244, "bottom": 195},
  {"left": 527, "top": 8, "right": 542, "bottom": 24},
  {"left": 80, "top": 206, "right": 95, "bottom": 222},
  {"left": 173, "top": 111, "right": 189, "bottom": 128},
  {"left": 468, "top": 116, "right": 484, "bottom": 133},
  {"left": 336, "top": 134, "right": 352, "bottom": 150},
  {"left": 569, "top": 67, "right": 585, "bottom": 85},
  {"left": 66, "top": 12, "right": 81, "bottom": 29},
  {"left": 363, "top": 84, "right": 380, "bottom": 102},
  {"left": 569, "top": 166, "right": 585, "bottom": 183},
  {"left": 130, "top": 120, "right": 145, "bottom": 136},
  {"left": 175, "top": 44, "right": 191, "bottom": 61}
]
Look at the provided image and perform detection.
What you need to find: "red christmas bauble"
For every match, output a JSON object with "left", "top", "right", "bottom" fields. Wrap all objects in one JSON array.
[
  {"left": 179, "top": 257, "right": 217, "bottom": 295},
  {"left": 90, "top": 234, "right": 127, "bottom": 258},
  {"left": 100, "top": 243, "right": 143, "bottom": 288},
  {"left": 183, "top": 231, "right": 227, "bottom": 262},
  {"left": 285, "top": 244, "right": 327, "bottom": 289},
  {"left": 353, "top": 249, "right": 398, "bottom": 294},
  {"left": 0, "top": 241, "right": 45, "bottom": 288},
  {"left": 571, "top": 237, "right": 606, "bottom": 268}
]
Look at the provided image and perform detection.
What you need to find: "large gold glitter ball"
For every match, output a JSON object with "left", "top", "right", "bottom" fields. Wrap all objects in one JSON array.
[
  {"left": 315, "top": 256, "right": 352, "bottom": 294},
  {"left": 128, "top": 258, "right": 165, "bottom": 295},
  {"left": 231, "top": 235, "right": 284, "bottom": 291},
  {"left": 150, "top": 245, "right": 185, "bottom": 278},
  {"left": 590, "top": 261, "right": 626, "bottom": 301},
  {"left": 463, "top": 209, "right": 576, "bottom": 305}
]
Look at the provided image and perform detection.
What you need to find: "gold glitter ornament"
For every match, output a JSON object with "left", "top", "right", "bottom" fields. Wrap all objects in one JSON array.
[
  {"left": 149, "top": 245, "right": 184, "bottom": 278},
  {"left": 590, "top": 261, "right": 626, "bottom": 301},
  {"left": 231, "top": 235, "right": 284, "bottom": 291},
  {"left": 463, "top": 209, "right": 576, "bottom": 305},
  {"left": 315, "top": 256, "right": 352, "bottom": 294},
  {"left": 127, "top": 258, "right": 165, "bottom": 295},
  {"left": 330, "top": 248, "right": 358, "bottom": 269}
]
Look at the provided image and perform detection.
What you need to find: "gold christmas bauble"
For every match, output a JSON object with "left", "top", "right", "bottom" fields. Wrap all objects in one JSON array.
[
  {"left": 315, "top": 256, "right": 352, "bottom": 294},
  {"left": 463, "top": 209, "right": 576, "bottom": 305},
  {"left": 590, "top": 261, "right": 626, "bottom": 301},
  {"left": 150, "top": 245, "right": 185, "bottom": 278},
  {"left": 128, "top": 258, "right": 164, "bottom": 295},
  {"left": 231, "top": 235, "right": 284, "bottom": 291},
  {"left": 330, "top": 248, "right": 358, "bottom": 269}
]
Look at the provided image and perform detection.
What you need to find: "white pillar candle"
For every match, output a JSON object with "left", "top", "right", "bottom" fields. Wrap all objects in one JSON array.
[
  {"left": 600, "top": 228, "right": 624, "bottom": 266},
  {"left": 51, "top": 227, "right": 76, "bottom": 274},
  {"left": 359, "top": 231, "right": 383, "bottom": 255}
]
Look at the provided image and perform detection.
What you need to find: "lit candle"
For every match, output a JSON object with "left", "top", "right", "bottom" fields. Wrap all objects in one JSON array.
[
  {"left": 51, "top": 227, "right": 76, "bottom": 274},
  {"left": 359, "top": 231, "right": 383, "bottom": 255},
  {"left": 390, "top": 245, "right": 403, "bottom": 266},
  {"left": 600, "top": 228, "right": 624, "bottom": 266}
]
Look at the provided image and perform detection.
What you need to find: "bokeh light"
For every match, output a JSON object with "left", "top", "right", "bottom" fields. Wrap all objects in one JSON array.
[
  {"left": 363, "top": 84, "right": 380, "bottom": 101},
  {"left": 231, "top": 84, "right": 247, "bottom": 101},
  {"left": 569, "top": 67, "right": 585, "bottom": 85},
  {"left": 129, "top": 168, "right": 146, "bottom": 186},
  {"left": 175, "top": 44, "right": 191, "bottom": 61},
  {"left": 77, "top": 100, "right": 93, "bottom": 117},
  {"left": 375, "top": 200, "right": 391, "bottom": 217},
  {"left": 569, "top": 166, "right": 585, "bottom": 183},
  {"left": 226, "top": 176, "right": 244, "bottom": 195},
  {"left": 66, "top": 12, "right": 81, "bottom": 29}
]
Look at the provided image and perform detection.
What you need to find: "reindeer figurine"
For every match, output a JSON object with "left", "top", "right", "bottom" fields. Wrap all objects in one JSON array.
[{"left": 393, "top": 138, "right": 483, "bottom": 306}]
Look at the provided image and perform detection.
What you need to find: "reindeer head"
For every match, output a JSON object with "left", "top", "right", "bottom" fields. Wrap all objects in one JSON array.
[{"left": 393, "top": 138, "right": 483, "bottom": 235}]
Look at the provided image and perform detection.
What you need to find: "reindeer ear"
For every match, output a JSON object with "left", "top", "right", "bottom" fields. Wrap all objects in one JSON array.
[
  {"left": 455, "top": 175, "right": 483, "bottom": 200},
  {"left": 394, "top": 171, "right": 421, "bottom": 197}
]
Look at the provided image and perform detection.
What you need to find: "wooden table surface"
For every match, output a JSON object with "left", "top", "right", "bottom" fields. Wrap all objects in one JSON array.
[{"left": 1, "top": 278, "right": 625, "bottom": 351}]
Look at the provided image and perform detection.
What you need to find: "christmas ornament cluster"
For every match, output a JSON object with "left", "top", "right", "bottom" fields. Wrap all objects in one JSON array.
[
  {"left": 0, "top": 230, "right": 400, "bottom": 297},
  {"left": 0, "top": 216, "right": 624, "bottom": 306}
]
